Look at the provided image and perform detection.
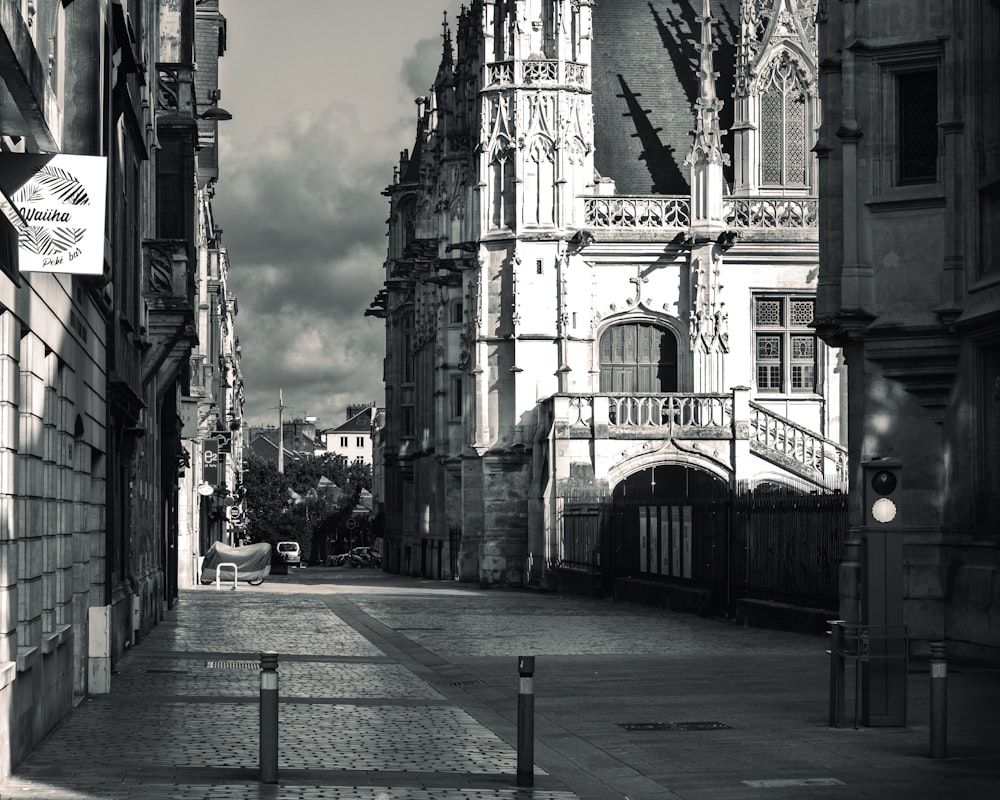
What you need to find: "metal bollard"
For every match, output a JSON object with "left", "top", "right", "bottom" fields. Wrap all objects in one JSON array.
[
  {"left": 828, "top": 620, "right": 845, "bottom": 727},
  {"left": 517, "top": 655, "right": 535, "bottom": 787},
  {"left": 929, "top": 641, "right": 947, "bottom": 759},
  {"left": 259, "top": 651, "right": 279, "bottom": 783}
]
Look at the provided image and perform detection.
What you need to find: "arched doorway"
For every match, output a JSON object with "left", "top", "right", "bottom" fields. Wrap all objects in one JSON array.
[
  {"left": 599, "top": 321, "right": 678, "bottom": 392},
  {"left": 608, "top": 465, "right": 729, "bottom": 611}
]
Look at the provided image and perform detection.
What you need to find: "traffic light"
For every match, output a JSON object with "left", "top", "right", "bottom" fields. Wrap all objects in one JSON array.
[{"left": 862, "top": 459, "right": 902, "bottom": 528}]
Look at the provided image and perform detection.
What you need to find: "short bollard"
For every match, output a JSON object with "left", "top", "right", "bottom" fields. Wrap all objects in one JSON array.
[
  {"left": 929, "top": 641, "right": 947, "bottom": 759},
  {"left": 517, "top": 655, "right": 535, "bottom": 787},
  {"left": 260, "top": 651, "right": 279, "bottom": 783},
  {"left": 827, "top": 620, "right": 846, "bottom": 727}
]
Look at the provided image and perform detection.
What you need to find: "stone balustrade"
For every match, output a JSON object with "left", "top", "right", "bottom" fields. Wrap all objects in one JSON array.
[
  {"left": 544, "top": 389, "right": 846, "bottom": 488},
  {"left": 580, "top": 195, "right": 818, "bottom": 230},
  {"left": 486, "top": 60, "right": 588, "bottom": 87}
]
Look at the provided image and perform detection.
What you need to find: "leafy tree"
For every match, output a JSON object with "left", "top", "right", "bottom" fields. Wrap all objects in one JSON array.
[{"left": 241, "top": 452, "right": 372, "bottom": 565}]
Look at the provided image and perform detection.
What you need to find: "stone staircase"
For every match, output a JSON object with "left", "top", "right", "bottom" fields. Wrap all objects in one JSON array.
[{"left": 748, "top": 402, "right": 847, "bottom": 490}]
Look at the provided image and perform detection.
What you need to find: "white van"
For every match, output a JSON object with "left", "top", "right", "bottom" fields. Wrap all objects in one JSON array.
[{"left": 276, "top": 541, "right": 302, "bottom": 568}]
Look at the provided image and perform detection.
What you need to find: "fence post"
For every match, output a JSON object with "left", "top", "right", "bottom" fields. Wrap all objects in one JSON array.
[
  {"left": 929, "top": 641, "right": 947, "bottom": 758},
  {"left": 259, "top": 651, "right": 279, "bottom": 783},
  {"left": 517, "top": 655, "right": 535, "bottom": 787}
]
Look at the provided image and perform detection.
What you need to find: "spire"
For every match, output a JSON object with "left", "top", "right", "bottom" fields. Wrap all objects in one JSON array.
[
  {"left": 685, "top": 0, "right": 729, "bottom": 169},
  {"left": 434, "top": 11, "right": 454, "bottom": 87}
]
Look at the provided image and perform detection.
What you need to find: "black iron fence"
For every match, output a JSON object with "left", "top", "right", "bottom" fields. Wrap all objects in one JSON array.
[{"left": 558, "top": 481, "right": 847, "bottom": 613}]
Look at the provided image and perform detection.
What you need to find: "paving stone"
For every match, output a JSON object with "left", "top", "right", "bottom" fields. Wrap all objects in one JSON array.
[{"left": 2, "top": 573, "right": 998, "bottom": 800}]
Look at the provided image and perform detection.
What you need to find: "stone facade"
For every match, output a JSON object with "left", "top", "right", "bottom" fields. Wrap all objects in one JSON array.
[{"left": 816, "top": 0, "right": 1000, "bottom": 661}]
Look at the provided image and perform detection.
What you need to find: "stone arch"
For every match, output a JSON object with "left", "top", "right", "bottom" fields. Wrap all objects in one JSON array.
[
  {"left": 609, "top": 463, "right": 731, "bottom": 586},
  {"left": 606, "top": 446, "right": 732, "bottom": 490}
]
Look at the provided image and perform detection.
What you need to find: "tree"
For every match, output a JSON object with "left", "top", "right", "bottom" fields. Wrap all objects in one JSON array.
[{"left": 242, "top": 452, "right": 372, "bottom": 565}]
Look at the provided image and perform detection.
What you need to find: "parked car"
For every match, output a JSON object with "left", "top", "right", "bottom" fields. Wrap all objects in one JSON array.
[
  {"left": 347, "top": 546, "right": 381, "bottom": 568},
  {"left": 327, "top": 551, "right": 350, "bottom": 567},
  {"left": 276, "top": 540, "right": 302, "bottom": 568}
]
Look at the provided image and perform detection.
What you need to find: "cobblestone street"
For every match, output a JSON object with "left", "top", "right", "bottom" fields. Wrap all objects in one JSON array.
[{"left": 2, "top": 571, "right": 998, "bottom": 799}]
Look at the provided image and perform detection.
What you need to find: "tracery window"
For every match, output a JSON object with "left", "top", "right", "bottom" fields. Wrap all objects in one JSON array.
[
  {"left": 759, "top": 52, "right": 809, "bottom": 187},
  {"left": 754, "top": 295, "right": 816, "bottom": 394}
]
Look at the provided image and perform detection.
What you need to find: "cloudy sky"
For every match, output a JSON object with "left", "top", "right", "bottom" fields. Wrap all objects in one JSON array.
[{"left": 215, "top": 0, "right": 463, "bottom": 428}]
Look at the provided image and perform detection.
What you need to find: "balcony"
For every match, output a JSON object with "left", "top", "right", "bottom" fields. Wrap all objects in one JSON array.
[
  {"left": 486, "top": 60, "right": 588, "bottom": 87},
  {"left": 581, "top": 195, "right": 818, "bottom": 231},
  {"left": 156, "top": 63, "right": 196, "bottom": 128},
  {"left": 142, "top": 239, "right": 197, "bottom": 388},
  {"left": 544, "top": 389, "right": 845, "bottom": 488},
  {"left": 723, "top": 196, "right": 818, "bottom": 228},
  {"left": 583, "top": 196, "right": 691, "bottom": 229}
]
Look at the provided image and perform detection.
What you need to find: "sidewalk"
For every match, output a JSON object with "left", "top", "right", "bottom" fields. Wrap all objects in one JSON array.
[{"left": 2, "top": 570, "right": 997, "bottom": 800}]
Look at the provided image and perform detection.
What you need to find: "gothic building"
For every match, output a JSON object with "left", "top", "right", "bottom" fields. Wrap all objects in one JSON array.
[
  {"left": 374, "top": 1, "right": 843, "bottom": 608},
  {"left": 817, "top": 1, "right": 999, "bottom": 662}
]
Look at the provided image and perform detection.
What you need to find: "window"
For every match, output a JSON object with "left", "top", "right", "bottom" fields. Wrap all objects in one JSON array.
[
  {"left": 450, "top": 375, "right": 463, "bottom": 419},
  {"left": 450, "top": 301, "right": 463, "bottom": 325},
  {"left": 754, "top": 296, "right": 817, "bottom": 394},
  {"left": 897, "top": 69, "right": 938, "bottom": 184},
  {"left": 401, "top": 406, "right": 415, "bottom": 438},
  {"left": 397, "top": 308, "right": 414, "bottom": 384},
  {"left": 340, "top": 436, "right": 348, "bottom": 447},
  {"left": 356, "top": 437, "right": 364, "bottom": 448},
  {"left": 759, "top": 51, "right": 809, "bottom": 187},
  {"left": 872, "top": 47, "right": 943, "bottom": 196},
  {"left": 599, "top": 323, "right": 678, "bottom": 392}
]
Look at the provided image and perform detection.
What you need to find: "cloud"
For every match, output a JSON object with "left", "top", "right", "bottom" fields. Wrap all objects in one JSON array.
[
  {"left": 212, "top": 6, "right": 465, "bottom": 428},
  {"left": 400, "top": 35, "right": 445, "bottom": 99},
  {"left": 214, "top": 102, "right": 402, "bottom": 425},
  {"left": 217, "top": 104, "right": 399, "bottom": 271}
]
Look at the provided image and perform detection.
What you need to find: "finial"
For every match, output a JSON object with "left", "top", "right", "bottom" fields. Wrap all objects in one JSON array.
[
  {"left": 440, "top": 11, "right": 454, "bottom": 68},
  {"left": 684, "top": 0, "right": 729, "bottom": 169}
]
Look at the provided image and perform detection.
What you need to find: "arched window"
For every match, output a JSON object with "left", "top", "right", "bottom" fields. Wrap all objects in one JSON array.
[
  {"left": 524, "top": 137, "right": 555, "bottom": 226},
  {"left": 759, "top": 51, "right": 809, "bottom": 187},
  {"left": 489, "top": 141, "right": 516, "bottom": 230},
  {"left": 599, "top": 322, "right": 678, "bottom": 393},
  {"left": 398, "top": 308, "right": 414, "bottom": 385},
  {"left": 396, "top": 308, "right": 415, "bottom": 438},
  {"left": 396, "top": 197, "right": 416, "bottom": 253}
]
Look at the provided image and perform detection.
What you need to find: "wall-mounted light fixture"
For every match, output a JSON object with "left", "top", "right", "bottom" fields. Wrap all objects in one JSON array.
[{"left": 200, "top": 88, "right": 232, "bottom": 121}]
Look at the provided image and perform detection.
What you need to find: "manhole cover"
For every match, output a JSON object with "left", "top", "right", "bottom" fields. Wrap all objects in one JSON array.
[
  {"left": 618, "top": 721, "right": 731, "bottom": 731},
  {"left": 205, "top": 661, "right": 259, "bottom": 670}
]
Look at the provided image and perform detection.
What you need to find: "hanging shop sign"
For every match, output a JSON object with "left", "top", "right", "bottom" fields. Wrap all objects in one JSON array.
[
  {"left": 0, "top": 153, "right": 108, "bottom": 275},
  {"left": 211, "top": 430, "right": 232, "bottom": 453},
  {"left": 203, "top": 437, "right": 219, "bottom": 487}
]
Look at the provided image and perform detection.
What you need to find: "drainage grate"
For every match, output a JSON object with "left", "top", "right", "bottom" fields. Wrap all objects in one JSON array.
[
  {"left": 618, "top": 721, "right": 731, "bottom": 732},
  {"left": 743, "top": 778, "right": 845, "bottom": 788},
  {"left": 430, "top": 679, "right": 486, "bottom": 687},
  {"left": 394, "top": 627, "right": 445, "bottom": 631},
  {"left": 205, "top": 661, "right": 259, "bottom": 670}
]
